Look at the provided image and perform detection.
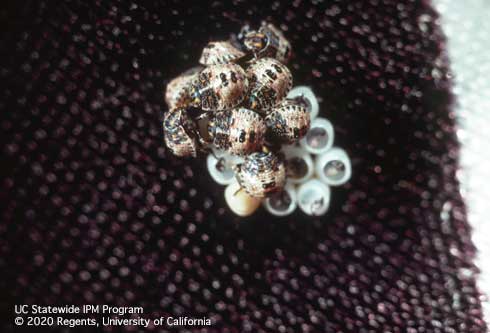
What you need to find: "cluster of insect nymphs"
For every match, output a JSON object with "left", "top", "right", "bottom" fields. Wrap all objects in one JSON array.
[{"left": 163, "top": 22, "right": 351, "bottom": 217}]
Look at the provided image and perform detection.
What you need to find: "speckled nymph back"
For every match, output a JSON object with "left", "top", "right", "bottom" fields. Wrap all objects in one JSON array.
[
  {"left": 199, "top": 41, "right": 245, "bottom": 65},
  {"left": 191, "top": 63, "right": 249, "bottom": 111},
  {"left": 210, "top": 108, "right": 266, "bottom": 156},
  {"left": 163, "top": 109, "right": 199, "bottom": 157},
  {"left": 246, "top": 57, "right": 292, "bottom": 113},
  {"left": 165, "top": 66, "right": 202, "bottom": 110},
  {"left": 266, "top": 99, "right": 310, "bottom": 144},
  {"left": 235, "top": 151, "right": 286, "bottom": 197}
]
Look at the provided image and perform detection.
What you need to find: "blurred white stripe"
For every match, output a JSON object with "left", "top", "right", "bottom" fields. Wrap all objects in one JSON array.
[{"left": 434, "top": 0, "right": 490, "bottom": 326}]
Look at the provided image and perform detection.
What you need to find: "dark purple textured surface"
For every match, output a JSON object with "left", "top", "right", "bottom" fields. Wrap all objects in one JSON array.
[{"left": 0, "top": 0, "right": 486, "bottom": 332}]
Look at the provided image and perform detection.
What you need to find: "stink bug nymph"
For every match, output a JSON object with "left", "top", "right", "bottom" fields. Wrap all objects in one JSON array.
[
  {"left": 163, "top": 108, "right": 200, "bottom": 158},
  {"left": 165, "top": 66, "right": 202, "bottom": 110},
  {"left": 246, "top": 57, "right": 293, "bottom": 113},
  {"left": 209, "top": 108, "right": 266, "bottom": 156},
  {"left": 189, "top": 63, "right": 249, "bottom": 111},
  {"left": 199, "top": 41, "right": 245, "bottom": 65},
  {"left": 235, "top": 151, "right": 286, "bottom": 198},
  {"left": 243, "top": 23, "right": 292, "bottom": 64},
  {"left": 265, "top": 99, "right": 311, "bottom": 144}
]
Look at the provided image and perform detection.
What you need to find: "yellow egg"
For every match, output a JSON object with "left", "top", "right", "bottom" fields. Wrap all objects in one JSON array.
[{"left": 224, "top": 182, "right": 262, "bottom": 217}]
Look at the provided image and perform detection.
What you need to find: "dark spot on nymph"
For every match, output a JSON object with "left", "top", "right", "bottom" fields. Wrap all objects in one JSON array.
[
  {"left": 273, "top": 64, "right": 282, "bottom": 73},
  {"left": 266, "top": 69, "right": 277, "bottom": 80}
]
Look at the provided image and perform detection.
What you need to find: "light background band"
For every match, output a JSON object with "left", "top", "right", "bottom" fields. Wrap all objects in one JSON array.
[{"left": 435, "top": 0, "right": 490, "bottom": 325}]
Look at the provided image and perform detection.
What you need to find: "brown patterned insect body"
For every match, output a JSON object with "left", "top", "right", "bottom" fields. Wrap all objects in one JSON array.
[
  {"left": 190, "top": 63, "right": 249, "bottom": 111},
  {"left": 164, "top": 66, "right": 202, "bottom": 110},
  {"left": 163, "top": 108, "right": 199, "bottom": 157},
  {"left": 209, "top": 108, "right": 266, "bottom": 156},
  {"left": 199, "top": 41, "right": 245, "bottom": 65},
  {"left": 235, "top": 151, "right": 286, "bottom": 197},
  {"left": 246, "top": 58, "right": 292, "bottom": 113},
  {"left": 265, "top": 99, "right": 311, "bottom": 144},
  {"left": 244, "top": 23, "right": 292, "bottom": 63}
]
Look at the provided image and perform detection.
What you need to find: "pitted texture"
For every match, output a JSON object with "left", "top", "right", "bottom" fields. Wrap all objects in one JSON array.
[{"left": 0, "top": 1, "right": 486, "bottom": 332}]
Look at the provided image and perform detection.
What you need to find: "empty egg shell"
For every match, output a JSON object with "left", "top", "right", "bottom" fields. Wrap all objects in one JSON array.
[
  {"left": 297, "top": 179, "right": 331, "bottom": 216},
  {"left": 300, "top": 117, "right": 335, "bottom": 155},
  {"left": 263, "top": 183, "right": 297, "bottom": 217},
  {"left": 315, "top": 147, "right": 352, "bottom": 186}
]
